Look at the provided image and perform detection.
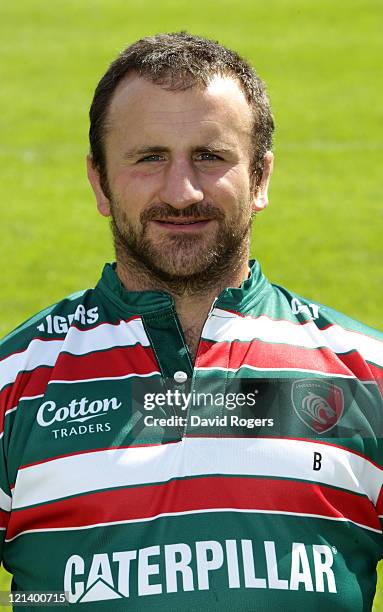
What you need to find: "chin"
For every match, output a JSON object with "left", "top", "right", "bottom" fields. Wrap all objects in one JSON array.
[
  {"left": 149, "top": 244, "right": 212, "bottom": 273},
  {"left": 154, "top": 260, "right": 208, "bottom": 279}
]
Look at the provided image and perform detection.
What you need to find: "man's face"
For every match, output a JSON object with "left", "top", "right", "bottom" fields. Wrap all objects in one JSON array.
[{"left": 88, "top": 73, "right": 270, "bottom": 285}]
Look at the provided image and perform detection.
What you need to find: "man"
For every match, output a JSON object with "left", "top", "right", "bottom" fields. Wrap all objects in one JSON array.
[{"left": 0, "top": 32, "right": 382, "bottom": 611}]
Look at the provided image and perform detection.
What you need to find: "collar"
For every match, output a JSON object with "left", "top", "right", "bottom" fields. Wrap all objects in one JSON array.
[{"left": 95, "top": 260, "right": 270, "bottom": 316}]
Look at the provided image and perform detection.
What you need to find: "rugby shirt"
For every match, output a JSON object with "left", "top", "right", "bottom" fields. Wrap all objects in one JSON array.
[{"left": 0, "top": 260, "right": 382, "bottom": 611}]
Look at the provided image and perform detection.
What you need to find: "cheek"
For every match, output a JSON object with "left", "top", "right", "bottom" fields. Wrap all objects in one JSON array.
[
  {"left": 116, "top": 176, "right": 162, "bottom": 216},
  {"left": 208, "top": 169, "right": 251, "bottom": 208}
]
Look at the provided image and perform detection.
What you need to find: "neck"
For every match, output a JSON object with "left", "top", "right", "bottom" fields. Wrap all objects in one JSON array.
[
  {"left": 116, "top": 257, "right": 250, "bottom": 306},
  {"left": 116, "top": 255, "right": 250, "bottom": 361}
]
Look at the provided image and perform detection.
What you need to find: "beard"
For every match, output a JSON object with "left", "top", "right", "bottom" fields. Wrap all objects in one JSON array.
[{"left": 110, "top": 199, "right": 253, "bottom": 296}]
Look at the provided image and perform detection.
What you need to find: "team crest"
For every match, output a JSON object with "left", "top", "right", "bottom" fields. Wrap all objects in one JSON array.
[{"left": 291, "top": 379, "right": 344, "bottom": 434}]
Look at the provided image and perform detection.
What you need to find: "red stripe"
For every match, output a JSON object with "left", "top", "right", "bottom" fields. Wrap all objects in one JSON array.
[
  {"left": 0, "top": 509, "right": 10, "bottom": 530},
  {"left": 376, "top": 487, "right": 383, "bottom": 515},
  {"left": 369, "top": 364, "right": 383, "bottom": 399},
  {"left": 54, "top": 345, "right": 158, "bottom": 380},
  {"left": 196, "top": 339, "right": 375, "bottom": 380},
  {"left": 370, "top": 363, "right": 383, "bottom": 375},
  {"left": 0, "top": 367, "right": 52, "bottom": 417},
  {"left": 377, "top": 490, "right": 383, "bottom": 516},
  {"left": 0, "top": 345, "right": 159, "bottom": 419},
  {"left": 7, "top": 476, "right": 381, "bottom": 539}
]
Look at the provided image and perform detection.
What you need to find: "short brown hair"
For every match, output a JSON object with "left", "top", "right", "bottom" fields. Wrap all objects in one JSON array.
[{"left": 89, "top": 31, "right": 274, "bottom": 190}]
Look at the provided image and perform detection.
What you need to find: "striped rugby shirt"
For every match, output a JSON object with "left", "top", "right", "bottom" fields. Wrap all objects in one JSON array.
[{"left": 0, "top": 260, "right": 382, "bottom": 610}]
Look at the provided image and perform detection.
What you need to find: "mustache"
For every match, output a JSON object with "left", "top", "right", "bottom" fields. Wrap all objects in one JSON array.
[{"left": 140, "top": 202, "right": 225, "bottom": 223}]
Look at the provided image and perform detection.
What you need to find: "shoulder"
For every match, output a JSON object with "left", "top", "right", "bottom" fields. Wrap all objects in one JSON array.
[
  {"left": 271, "top": 283, "right": 383, "bottom": 343},
  {"left": 266, "top": 284, "right": 382, "bottom": 384},
  {"left": 0, "top": 288, "right": 100, "bottom": 361}
]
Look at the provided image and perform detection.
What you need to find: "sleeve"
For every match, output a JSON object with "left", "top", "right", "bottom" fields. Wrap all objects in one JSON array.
[{"left": 0, "top": 425, "right": 11, "bottom": 562}]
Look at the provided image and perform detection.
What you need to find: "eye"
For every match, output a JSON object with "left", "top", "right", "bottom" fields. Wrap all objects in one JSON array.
[
  {"left": 196, "top": 152, "right": 222, "bottom": 161},
  {"left": 137, "top": 154, "right": 164, "bottom": 163}
]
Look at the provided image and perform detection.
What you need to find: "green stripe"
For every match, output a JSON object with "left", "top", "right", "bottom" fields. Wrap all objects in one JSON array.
[{"left": 4, "top": 513, "right": 380, "bottom": 611}]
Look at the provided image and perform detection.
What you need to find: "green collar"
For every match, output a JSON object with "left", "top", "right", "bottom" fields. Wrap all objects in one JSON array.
[{"left": 96, "top": 260, "right": 270, "bottom": 316}]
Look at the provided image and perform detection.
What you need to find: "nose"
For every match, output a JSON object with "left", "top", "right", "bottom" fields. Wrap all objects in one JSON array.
[{"left": 158, "top": 158, "right": 204, "bottom": 209}]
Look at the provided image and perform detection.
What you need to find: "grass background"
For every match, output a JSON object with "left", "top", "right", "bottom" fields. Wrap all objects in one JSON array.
[{"left": 0, "top": 0, "right": 382, "bottom": 608}]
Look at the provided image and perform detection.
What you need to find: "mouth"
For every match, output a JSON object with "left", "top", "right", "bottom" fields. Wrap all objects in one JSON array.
[{"left": 151, "top": 219, "right": 213, "bottom": 232}]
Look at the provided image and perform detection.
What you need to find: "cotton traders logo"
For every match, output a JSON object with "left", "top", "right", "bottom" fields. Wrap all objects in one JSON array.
[
  {"left": 37, "top": 397, "right": 122, "bottom": 427},
  {"left": 291, "top": 379, "right": 344, "bottom": 433}
]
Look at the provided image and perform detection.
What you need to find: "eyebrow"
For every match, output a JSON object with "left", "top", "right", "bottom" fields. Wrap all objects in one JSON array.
[
  {"left": 123, "top": 146, "right": 170, "bottom": 160},
  {"left": 123, "top": 143, "right": 234, "bottom": 160}
]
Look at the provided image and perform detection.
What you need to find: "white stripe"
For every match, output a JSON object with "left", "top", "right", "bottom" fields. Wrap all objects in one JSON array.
[
  {"left": 1, "top": 395, "right": 47, "bottom": 436},
  {"left": 0, "top": 340, "right": 62, "bottom": 391},
  {"left": 13, "top": 438, "right": 383, "bottom": 509},
  {"left": 5, "top": 507, "right": 381, "bottom": 543},
  {"left": 0, "top": 487, "right": 11, "bottom": 512},
  {"left": 195, "top": 365, "right": 356, "bottom": 378},
  {"left": 6, "top": 394, "right": 44, "bottom": 416},
  {"left": 62, "top": 318, "right": 150, "bottom": 355},
  {"left": 206, "top": 309, "right": 383, "bottom": 367},
  {"left": 4, "top": 406, "right": 18, "bottom": 416},
  {"left": 16, "top": 393, "right": 44, "bottom": 401},
  {"left": 0, "top": 319, "right": 149, "bottom": 392},
  {"left": 48, "top": 372, "right": 160, "bottom": 385}
]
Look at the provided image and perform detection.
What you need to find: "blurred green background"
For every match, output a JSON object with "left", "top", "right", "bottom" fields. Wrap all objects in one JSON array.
[{"left": 0, "top": 0, "right": 382, "bottom": 608}]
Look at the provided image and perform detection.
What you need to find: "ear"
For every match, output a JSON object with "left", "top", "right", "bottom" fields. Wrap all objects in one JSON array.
[
  {"left": 251, "top": 151, "right": 274, "bottom": 213},
  {"left": 86, "top": 155, "right": 111, "bottom": 217}
]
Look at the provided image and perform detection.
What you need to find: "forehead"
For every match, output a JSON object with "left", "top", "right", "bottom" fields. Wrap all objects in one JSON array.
[{"left": 105, "top": 73, "right": 253, "bottom": 146}]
